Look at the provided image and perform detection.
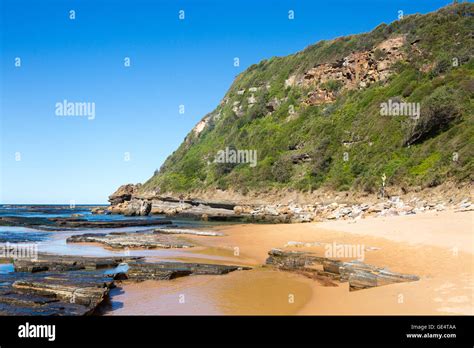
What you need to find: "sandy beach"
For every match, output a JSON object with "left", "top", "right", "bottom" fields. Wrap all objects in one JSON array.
[{"left": 107, "top": 209, "right": 473, "bottom": 315}]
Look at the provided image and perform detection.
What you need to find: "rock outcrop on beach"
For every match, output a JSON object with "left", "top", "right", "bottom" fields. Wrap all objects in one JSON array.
[
  {"left": 108, "top": 184, "right": 140, "bottom": 205},
  {"left": 124, "top": 199, "right": 152, "bottom": 216},
  {"left": 99, "top": 193, "right": 472, "bottom": 224},
  {"left": 265, "top": 249, "right": 419, "bottom": 291}
]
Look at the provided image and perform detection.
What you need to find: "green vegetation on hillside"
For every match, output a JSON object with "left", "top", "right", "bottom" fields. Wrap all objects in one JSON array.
[{"left": 142, "top": 3, "right": 474, "bottom": 195}]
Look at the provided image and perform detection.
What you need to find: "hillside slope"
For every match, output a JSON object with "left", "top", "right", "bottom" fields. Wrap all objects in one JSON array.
[{"left": 141, "top": 3, "right": 473, "bottom": 197}]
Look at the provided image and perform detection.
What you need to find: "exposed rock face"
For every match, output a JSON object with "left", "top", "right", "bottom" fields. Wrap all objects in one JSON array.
[
  {"left": 265, "top": 97, "right": 281, "bottom": 113},
  {"left": 173, "top": 204, "right": 240, "bottom": 221},
  {"left": 193, "top": 116, "right": 211, "bottom": 136},
  {"left": 101, "top": 188, "right": 469, "bottom": 225},
  {"left": 124, "top": 199, "right": 152, "bottom": 216},
  {"left": 286, "top": 36, "right": 407, "bottom": 105},
  {"left": 150, "top": 200, "right": 192, "bottom": 215},
  {"left": 108, "top": 201, "right": 129, "bottom": 214},
  {"left": 108, "top": 184, "right": 140, "bottom": 205}
]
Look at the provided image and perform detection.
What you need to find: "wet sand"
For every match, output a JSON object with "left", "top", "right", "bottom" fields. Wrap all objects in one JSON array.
[
  {"left": 107, "top": 209, "right": 473, "bottom": 315},
  {"left": 107, "top": 268, "right": 314, "bottom": 315}
]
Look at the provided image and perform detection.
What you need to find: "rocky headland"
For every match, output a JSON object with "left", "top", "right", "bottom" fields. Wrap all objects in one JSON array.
[{"left": 99, "top": 182, "right": 473, "bottom": 224}]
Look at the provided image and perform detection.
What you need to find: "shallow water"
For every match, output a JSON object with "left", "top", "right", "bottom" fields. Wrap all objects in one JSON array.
[
  {"left": 106, "top": 268, "right": 314, "bottom": 315},
  {"left": 0, "top": 204, "right": 315, "bottom": 315},
  {"left": 0, "top": 264, "right": 14, "bottom": 274},
  {"left": 0, "top": 227, "right": 51, "bottom": 243},
  {"left": 0, "top": 204, "right": 235, "bottom": 257}
]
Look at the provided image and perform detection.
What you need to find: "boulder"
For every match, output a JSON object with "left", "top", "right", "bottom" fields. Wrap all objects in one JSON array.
[
  {"left": 108, "top": 184, "right": 140, "bottom": 205},
  {"left": 124, "top": 199, "right": 151, "bottom": 216}
]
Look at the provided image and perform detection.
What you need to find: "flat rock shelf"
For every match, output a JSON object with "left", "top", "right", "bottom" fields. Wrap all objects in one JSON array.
[
  {"left": 0, "top": 254, "right": 250, "bottom": 315},
  {"left": 118, "top": 261, "right": 251, "bottom": 282},
  {"left": 0, "top": 271, "right": 115, "bottom": 316},
  {"left": 67, "top": 231, "right": 194, "bottom": 249},
  {"left": 10, "top": 254, "right": 143, "bottom": 273}
]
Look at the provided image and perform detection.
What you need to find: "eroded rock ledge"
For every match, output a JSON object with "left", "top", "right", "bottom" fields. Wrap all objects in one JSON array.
[
  {"left": 116, "top": 261, "right": 251, "bottom": 282},
  {"left": 0, "top": 254, "right": 250, "bottom": 315},
  {"left": 101, "top": 184, "right": 472, "bottom": 224},
  {"left": 12, "top": 254, "right": 142, "bottom": 273},
  {"left": 67, "top": 231, "right": 194, "bottom": 249},
  {"left": 0, "top": 271, "right": 115, "bottom": 316},
  {"left": 265, "top": 249, "right": 419, "bottom": 291},
  {"left": 0, "top": 254, "right": 138, "bottom": 316}
]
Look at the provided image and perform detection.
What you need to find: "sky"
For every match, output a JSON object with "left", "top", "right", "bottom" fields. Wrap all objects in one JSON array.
[{"left": 0, "top": 0, "right": 455, "bottom": 204}]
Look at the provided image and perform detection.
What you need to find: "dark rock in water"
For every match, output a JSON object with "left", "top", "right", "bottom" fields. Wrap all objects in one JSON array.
[
  {"left": 0, "top": 254, "right": 138, "bottom": 315},
  {"left": 265, "top": 249, "right": 419, "bottom": 291},
  {"left": 67, "top": 231, "right": 193, "bottom": 249},
  {"left": 0, "top": 253, "right": 143, "bottom": 273},
  {"left": 114, "top": 261, "right": 251, "bottom": 282},
  {"left": 0, "top": 215, "right": 172, "bottom": 229},
  {"left": 0, "top": 216, "right": 53, "bottom": 228},
  {"left": 0, "top": 231, "right": 50, "bottom": 243},
  {"left": 48, "top": 217, "right": 172, "bottom": 229},
  {"left": 0, "top": 271, "right": 114, "bottom": 316},
  {"left": 0, "top": 253, "right": 251, "bottom": 315}
]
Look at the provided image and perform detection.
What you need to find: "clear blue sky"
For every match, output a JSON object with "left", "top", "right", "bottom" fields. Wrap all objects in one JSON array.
[{"left": 0, "top": 0, "right": 454, "bottom": 204}]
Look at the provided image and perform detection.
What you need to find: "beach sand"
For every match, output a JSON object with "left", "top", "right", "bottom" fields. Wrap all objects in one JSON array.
[{"left": 107, "top": 209, "right": 473, "bottom": 315}]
